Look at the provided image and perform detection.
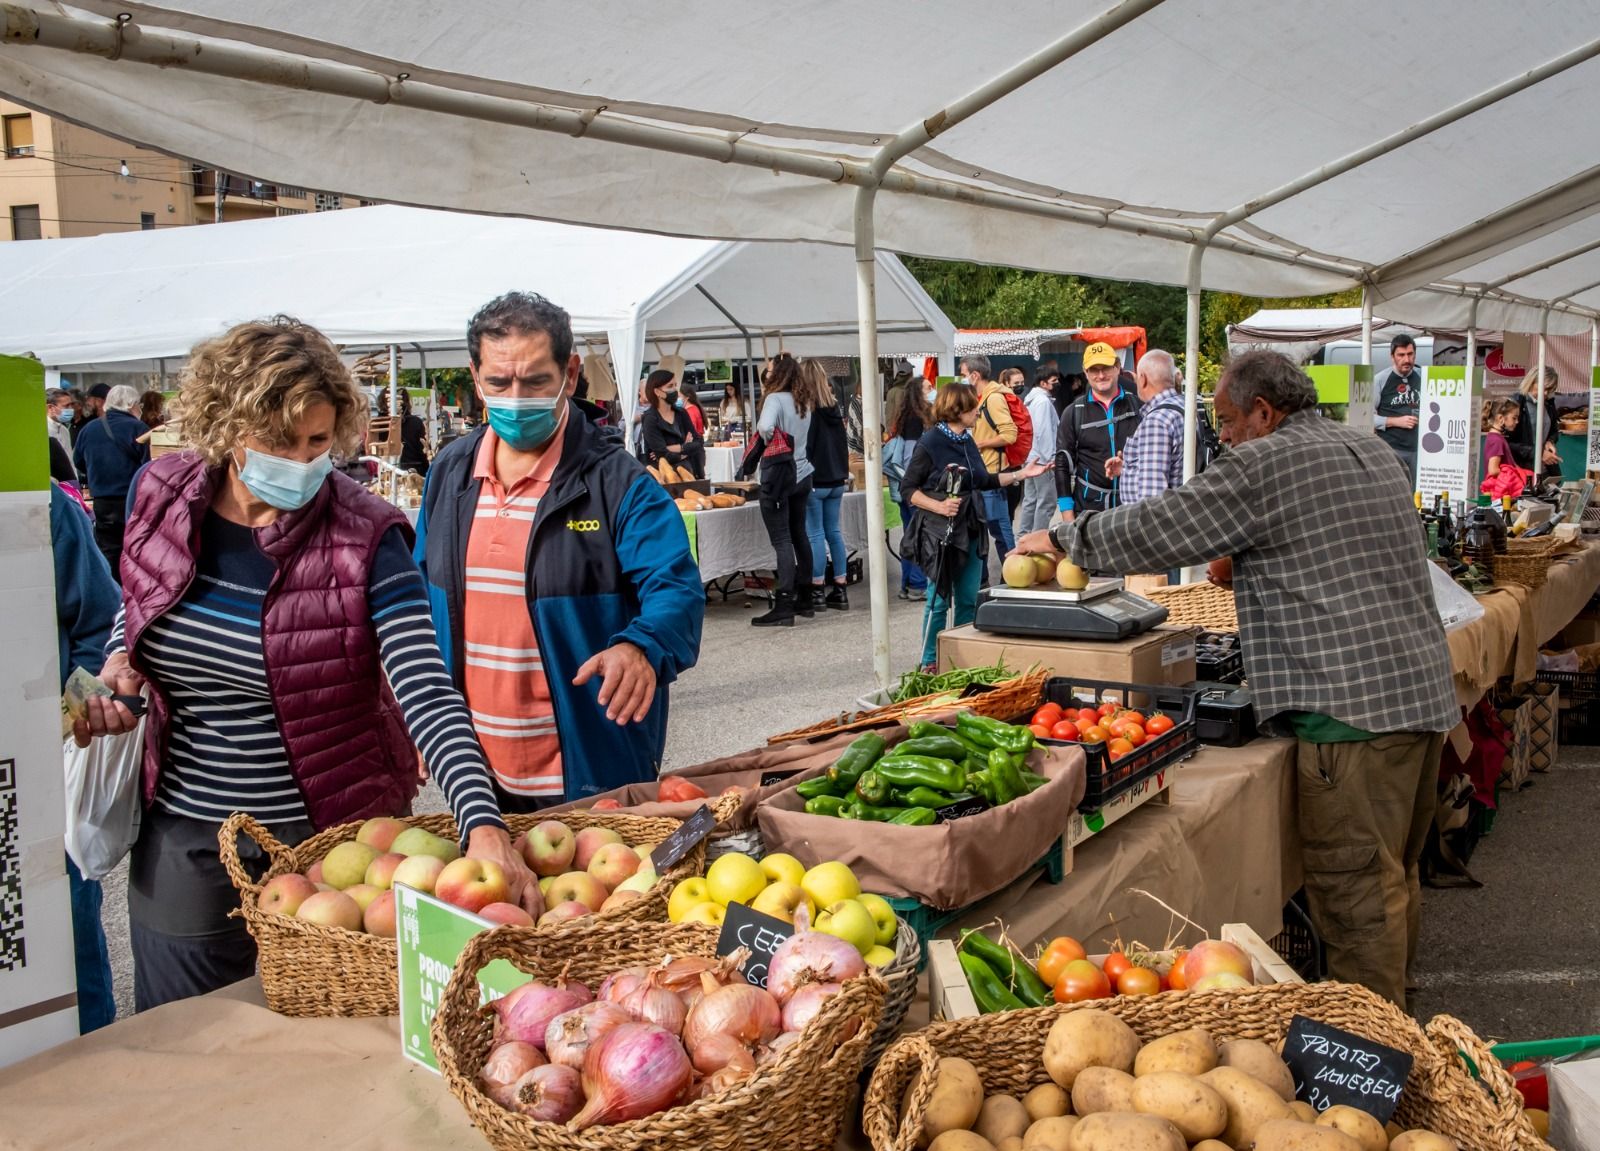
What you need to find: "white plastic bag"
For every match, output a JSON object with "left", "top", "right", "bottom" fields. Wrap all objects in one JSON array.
[
  {"left": 1427, "top": 561, "right": 1486, "bottom": 634},
  {"left": 63, "top": 722, "right": 144, "bottom": 881}
]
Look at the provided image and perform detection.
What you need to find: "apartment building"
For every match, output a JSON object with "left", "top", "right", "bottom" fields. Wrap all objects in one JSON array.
[{"left": 1, "top": 100, "right": 359, "bottom": 241}]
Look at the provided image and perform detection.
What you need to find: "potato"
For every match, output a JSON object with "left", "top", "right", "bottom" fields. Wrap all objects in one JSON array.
[
  {"left": 1134, "top": 1028, "right": 1219, "bottom": 1077},
  {"left": 929, "top": 1133, "right": 997, "bottom": 1151},
  {"left": 1385, "top": 1122, "right": 1403, "bottom": 1142},
  {"left": 1022, "top": 1084, "right": 1071, "bottom": 1122},
  {"left": 1388, "top": 1133, "right": 1457, "bottom": 1151},
  {"left": 1067, "top": 1111, "right": 1185, "bottom": 1151},
  {"left": 1044, "top": 1010, "right": 1140, "bottom": 1090},
  {"left": 1130, "top": 1071, "right": 1228, "bottom": 1142},
  {"left": 1218, "top": 1039, "right": 1297, "bottom": 1102},
  {"left": 903, "top": 1057, "right": 985, "bottom": 1148},
  {"left": 1070, "top": 1067, "right": 1136, "bottom": 1116},
  {"left": 1023, "top": 1116, "right": 1079, "bottom": 1151},
  {"left": 975, "top": 1095, "right": 1030, "bottom": 1146},
  {"left": 1193, "top": 1143, "right": 1233, "bottom": 1151},
  {"left": 1200, "top": 1066, "right": 1294, "bottom": 1149},
  {"left": 998, "top": 1140, "right": 1024, "bottom": 1151},
  {"left": 1316, "top": 1105, "right": 1389, "bottom": 1151},
  {"left": 1288, "top": 1102, "right": 1319, "bottom": 1123},
  {"left": 1253, "top": 1118, "right": 1364, "bottom": 1151}
]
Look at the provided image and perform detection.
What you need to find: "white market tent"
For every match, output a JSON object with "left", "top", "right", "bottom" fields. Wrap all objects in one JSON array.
[
  {"left": 8, "top": 0, "right": 1600, "bottom": 685},
  {"left": 0, "top": 205, "right": 954, "bottom": 426}
]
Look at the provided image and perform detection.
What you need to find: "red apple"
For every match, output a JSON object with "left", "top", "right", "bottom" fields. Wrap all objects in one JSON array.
[
  {"left": 295, "top": 890, "right": 364, "bottom": 932},
  {"left": 364, "top": 852, "right": 405, "bottom": 890},
  {"left": 305, "top": 860, "right": 324, "bottom": 885},
  {"left": 363, "top": 890, "right": 397, "bottom": 937},
  {"left": 435, "top": 858, "right": 511, "bottom": 913},
  {"left": 520, "top": 820, "right": 577, "bottom": 878},
  {"left": 537, "top": 900, "right": 592, "bottom": 927},
  {"left": 479, "top": 902, "right": 536, "bottom": 927},
  {"left": 546, "top": 871, "right": 608, "bottom": 912},
  {"left": 587, "top": 842, "right": 641, "bottom": 891},
  {"left": 392, "top": 854, "right": 446, "bottom": 895},
  {"left": 355, "top": 816, "right": 409, "bottom": 853},
  {"left": 1182, "top": 939, "right": 1254, "bottom": 989},
  {"left": 258, "top": 873, "right": 318, "bottom": 917},
  {"left": 573, "top": 827, "right": 623, "bottom": 872},
  {"left": 343, "top": 883, "right": 383, "bottom": 913}
]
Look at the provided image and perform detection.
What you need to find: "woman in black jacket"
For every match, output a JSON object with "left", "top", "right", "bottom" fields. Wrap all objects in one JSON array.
[
  {"left": 1510, "top": 366, "right": 1561, "bottom": 480},
  {"left": 800, "top": 360, "right": 851, "bottom": 610},
  {"left": 640, "top": 369, "right": 703, "bottom": 478}
]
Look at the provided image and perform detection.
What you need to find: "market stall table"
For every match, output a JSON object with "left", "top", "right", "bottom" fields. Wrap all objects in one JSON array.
[
  {"left": 703, "top": 444, "right": 741, "bottom": 483},
  {"left": 687, "top": 488, "right": 894, "bottom": 586}
]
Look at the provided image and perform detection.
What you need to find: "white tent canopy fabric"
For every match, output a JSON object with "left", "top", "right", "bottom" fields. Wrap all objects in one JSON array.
[{"left": 0, "top": 205, "right": 955, "bottom": 423}]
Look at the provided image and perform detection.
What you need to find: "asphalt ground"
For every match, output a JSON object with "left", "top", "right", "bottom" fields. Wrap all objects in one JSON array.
[{"left": 94, "top": 571, "right": 1596, "bottom": 1049}]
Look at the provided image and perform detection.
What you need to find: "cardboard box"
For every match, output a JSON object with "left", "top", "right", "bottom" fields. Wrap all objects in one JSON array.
[
  {"left": 938, "top": 624, "right": 1198, "bottom": 687},
  {"left": 1558, "top": 612, "right": 1600, "bottom": 648},
  {"left": 1496, "top": 698, "right": 1533, "bottom": 789}
]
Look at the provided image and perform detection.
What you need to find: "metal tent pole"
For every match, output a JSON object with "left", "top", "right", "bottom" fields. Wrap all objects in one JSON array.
[
  {"left": 1535, "top": 309, "right": 1550, "bottom": 482},
  {"left": 1361, "top": 288, "right": 1374, "bottom": 366}
]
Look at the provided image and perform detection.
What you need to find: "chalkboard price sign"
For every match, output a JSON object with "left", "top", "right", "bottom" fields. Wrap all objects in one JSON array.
[
  {"left": 934, "top": 795, "right": 990, "bottom": 822},
  {"left": 759, "top": 770, "right": 802, "bottom": 787},
  {"left": 649, "top": 804, "right": 717, "bottom": 872},
  {"left": 1282, "top": 1014, "right": 1413, "bottom": 1122},
  {"left": 715, "top": 902, "right": 794, "bottom": 989}
]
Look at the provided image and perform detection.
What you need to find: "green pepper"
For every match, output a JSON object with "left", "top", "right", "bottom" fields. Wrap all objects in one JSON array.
[
  {"left": 892, "top": 733, "right": 971, "bottom": 762},
  {"left": 963, "top": 753, "right": 989, "bottom": 777},
  {"left": 960, "top": 931, "right": 1053, "bottom": 1008},
  {"left": 855, "top": 768, "right": 891, "bottom": 806},
  {"left": 851, "top": 800, "right": 910, "bottom": 822},
  {"left": 874, "top": 755, "right": 966, "bottom": 793},
  {"left": 958, "top": 950, "right": 1027, "bottom": 1014},
  {"left": 888, "top": 806, "right": 937, "bottom": 826},
  {"left": 955, "top": 712, "right": 1036, "bottom": 755},
  {"left": 795, "top": 775, "right": 842, "bottom": 800},
  {"left": 893, "top": 785, "right": 956, "bottom": 809},
  {"left": 1020, "top": 770, "right": 1049, "bottom": 793},
  {"left": 966, "top": 769, "right": 995, "bottom": 805},
  {"left": 827, "top": 732, "right": 886, "bottom": 789},
  {"left": 803, "top": 794, "right": 851, "bottom": 817},
  {"left": 987, "top": 748, "right": 1024, "bottom": 806}
]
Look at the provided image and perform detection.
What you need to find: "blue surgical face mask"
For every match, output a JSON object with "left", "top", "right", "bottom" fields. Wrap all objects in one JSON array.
[
  {"left": 54, "top": 408, "right": 75, "bottom": 425},
  {"left": 483, "top": 393, "right": 562, "bottom": 451},
  {"left": 238, "top": 447, "right": 332, "bottom": 511}
]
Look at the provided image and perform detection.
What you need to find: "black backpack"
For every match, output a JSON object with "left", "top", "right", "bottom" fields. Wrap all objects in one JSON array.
[{"left": 1194, "top": 407, "right": 1223, "bottom": 472}]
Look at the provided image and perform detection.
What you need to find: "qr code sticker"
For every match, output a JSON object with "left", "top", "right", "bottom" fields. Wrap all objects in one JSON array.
[{"left": 0, "top": 758, "right": 23, "bottom": 971}]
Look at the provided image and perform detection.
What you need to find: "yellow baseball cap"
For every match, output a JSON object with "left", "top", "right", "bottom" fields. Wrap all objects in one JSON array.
[{"left": 1082, "top": 341, "right": 1118, "bottom": 369}]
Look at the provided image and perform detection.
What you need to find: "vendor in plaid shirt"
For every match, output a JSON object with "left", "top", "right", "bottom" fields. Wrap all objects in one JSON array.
[
  {"left": 1114, "top": 349, "right": 1185, "bottom": 505},
  {"left": 1016, "top": 351, "right": 1457, "bottom": 1006}
]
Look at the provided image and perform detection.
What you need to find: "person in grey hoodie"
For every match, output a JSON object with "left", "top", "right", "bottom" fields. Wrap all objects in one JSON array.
[{"left": 737, "top": 352, "right": 813, "bottom": 626}]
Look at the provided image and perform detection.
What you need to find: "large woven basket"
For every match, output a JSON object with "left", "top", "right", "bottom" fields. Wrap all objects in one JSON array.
[
  {"left": 1496, "top": 537, "right": 1559, "bottom": 590},
  {"left": 432, "top": 920, "right": 887, "bottom": 1151},
  {"left": 863, "top": 918, "right": 921, "bottom": 1072},
  {"left": 767, "top": 669, "right": 1049, "bottom": 745},
  {"left": 220, "top": 795, "right": 737, "bottom": 1017},
  {"left": 862, "top": 982, "right": 1549, "bottom": 1151},
  {"left": 1144, "top": 581, "right": 1238, "bottom": 631}
]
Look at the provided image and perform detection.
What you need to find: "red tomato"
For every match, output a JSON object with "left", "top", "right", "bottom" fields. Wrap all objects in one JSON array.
[
  {"left": 1101, "top": 951, "right": 1133, "bottom": 984},
  {"left": 591, "top": 798, "right": 624, "bottom": 810},
  {"left": 1076, "top": 707, "right": 1101, "bottom": 726},
  {"left": 1105, "top": 718, "right": 1129, "bottom": 737},
  {"left": 1117, "top": 967, "right": 1162, "bottom": 996},
  {"left": 658, "top": 776, "right": 708, "bottom": 802},
  {"left": 1121, "top": 724, "right": 1146, "bottom": 747},
  {"left": 1107, "top": 737, "right": 1134, "bottom": 760},
  {"left": 1049, "top": 720, "right": 1080, "bottom": 741},
  {"left": 1166, "top": 950, "right": 1189, "bottom": 990},
  {"left": 1080, "top": 726, "right": 1109, "bottom": 745},
  {"left": 1119, "top": 712, "right": 1147, "bottom": 729},
  {"left": 1097, "top": 702, "right": 1119, "bottom": 719},
  {"left": 1032, "top": 705, "right": 1063, "bottom": 727},
  {"left": 1035, "top": 937, "right": 1088, "bottom": 987},
  {"left": 1030, "top": 723, "right": 1054, "bottom": 741},
  {"left": 1053, "top": 959, "right": 1112, "bottom": 1003},
  {"left": 1146, "top": 713, "right": 1175, "bottom": 736}
]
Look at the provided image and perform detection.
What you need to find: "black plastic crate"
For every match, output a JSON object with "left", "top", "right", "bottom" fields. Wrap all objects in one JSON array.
[
  {"left": 1537, "top": 667, "right": 1600, "bottom": 706},
  {"left": 1032, "top": 677, "right": 1201, "bottom": 810},
  {"left": 1194, "top": 630, "right": 1244, "bottom": 686},
  {"left": 1268, "top": 892, "right": 1325, "bottom": 983}
]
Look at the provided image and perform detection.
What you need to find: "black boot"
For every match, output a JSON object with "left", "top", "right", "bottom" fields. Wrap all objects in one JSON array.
[
  {"left": 794, "top": 585, "right": 816, "bottom": 618},
  {"left": 825, "top": 582, "right": 849, "bottom": 611},
  {"left": 752, "top": 591, "right": 795, "bottom": 627}
]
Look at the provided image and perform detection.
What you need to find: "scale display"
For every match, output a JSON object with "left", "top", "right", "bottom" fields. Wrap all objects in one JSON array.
[{"left": 973, "top": 578, "right": 1168, "bottom": 641}]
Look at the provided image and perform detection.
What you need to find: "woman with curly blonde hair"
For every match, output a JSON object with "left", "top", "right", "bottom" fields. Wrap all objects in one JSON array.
[{"left": 73, "top": 316, "right": 536, "bottom": 1011}]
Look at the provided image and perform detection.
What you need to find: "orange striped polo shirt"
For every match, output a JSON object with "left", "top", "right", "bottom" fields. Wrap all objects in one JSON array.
[{"left": 462, "top": 423, "right": 565, "bottom": 797}]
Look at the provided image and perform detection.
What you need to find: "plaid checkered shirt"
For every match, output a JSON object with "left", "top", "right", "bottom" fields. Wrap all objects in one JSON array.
[
  {"left": 1051, "top": 411, "right": 1458, "bottom": 735},
  {"left": 1120, "top": 389, "right": 1186, "bottom": 504}
]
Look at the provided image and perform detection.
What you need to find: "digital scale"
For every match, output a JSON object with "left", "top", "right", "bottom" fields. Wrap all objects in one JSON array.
[{"left": 972, "top": 576, "right": 1169, "bottom": 642}]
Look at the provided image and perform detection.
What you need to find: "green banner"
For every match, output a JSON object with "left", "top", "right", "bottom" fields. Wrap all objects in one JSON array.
[
  {"left": 0, "top": 356, "right": 48, "bottom": 493},
  {"left": 395, "top": 885, "right": 532, "bottom": 1072},
  {"left": 881, "top": 483, "right": 902, "bottom": 530},
  {"left": 681, "top": 508, "right": 699, "bottom": 562}
]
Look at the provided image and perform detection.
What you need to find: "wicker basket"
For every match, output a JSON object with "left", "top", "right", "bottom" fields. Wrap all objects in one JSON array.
[
  {"left": 767, "top": 669, "right": 1049, "bottom": 745},
  {"left": 1496, "top": 537, "right": 1559, "bottom": 590},
  {"left": 863, "top": 919, "right": 921, "bottom": 1072},
  {"left": 862, "top": 982, "right": 1549, "bottom": 1151},
  {"left": 220, "top": 795, "right": 738, "bottom": 1017},
  {"left": 1144, "top": 581, "right": 1238, "bottom": 631},
  {"left": 432, "top": 920, "right": 887, "bottom": 1151}
]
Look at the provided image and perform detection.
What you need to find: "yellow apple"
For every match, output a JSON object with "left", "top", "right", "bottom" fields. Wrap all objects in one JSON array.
[
  {"left": 814, "top": 898, "right": 878, "bottom": 955},
  {"left": 1056, "top": 559, "right": 1090, "bottom": 590},
  {"left": 800, "top": 861, "right": 860, "bottom": 911},
  {"left": 667, "top": 877, "right": 711, "bottom": 923},
  {"left": 320, "top": 841, "right": 379, "bottom": 891},
  {"left": 864, "top": 945, "right": 898, "bottom": 968},
  {"left": 705, "top": 852, "right": 767, "bottom": 907},
  {"left": 749, "top": 881, "right": 815, "bottom": 925},
  {"left": 759, "top": 852, "right": 806, "bottom": 888},
  {"left": 684, "top": 901, "right": 726, "bottom": 926},
  {"left": 856, "top": 892, "right": 899, "bottom": 946}
]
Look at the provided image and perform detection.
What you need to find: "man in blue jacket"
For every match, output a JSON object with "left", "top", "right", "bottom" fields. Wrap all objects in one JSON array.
[
  {"left": 415, "top": 293, "right": 704, "bottom": 810},
  {"left": 72, "top": 384, "right": 149, "bottom": 583}
]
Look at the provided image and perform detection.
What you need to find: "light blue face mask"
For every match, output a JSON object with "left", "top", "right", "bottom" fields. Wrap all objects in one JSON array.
[
  {"left": 238, "top": 448, "right": 333, "bottom": 511},
  {"left": 483, "top": 394, "right": 562, "bottom": 451},
  {"left": 55, "top": 408, "right": 75, "bottom": 426}
]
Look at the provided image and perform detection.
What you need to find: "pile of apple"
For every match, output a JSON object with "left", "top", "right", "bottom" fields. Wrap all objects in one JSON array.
[
  {"left": 516, "top": 819, "right": 664, "bottom": 928},
  {"left": 667, "top": 852, "right": 901, "bottom": 968}
]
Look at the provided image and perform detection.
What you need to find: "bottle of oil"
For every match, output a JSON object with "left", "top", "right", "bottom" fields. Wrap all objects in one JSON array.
[
  {"left": 1478, "top": 494, "right": 1508, "bottom": 554},
  {"left": 1461, "top": 502, "right": 1497, "bottom": 578}
]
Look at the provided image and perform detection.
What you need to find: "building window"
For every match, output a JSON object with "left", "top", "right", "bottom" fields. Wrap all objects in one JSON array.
[
  {"left": 275, "top": 207, "right": 306, "bottom": 217},
  {"left": 3, "top": 114, "right": 33, "bottom": 157},
  {"left": 140, "top": 212, "right": 156, "bottom": 231},
  {"left": 10, "top": 204, "right": 41, "bottom": 240},
  {"left": 276, "top": 185, "right": 307, "bottom": 200},
  {"left": 313, "top": 192, "right": 341, "bottom": 212}
]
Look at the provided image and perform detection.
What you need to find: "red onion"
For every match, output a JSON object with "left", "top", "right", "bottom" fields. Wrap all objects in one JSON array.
[
  {"left": 618, "top": 970, "right": 687, "bottom": 1036},
  {"left": 686, "top": 1032, "right": 751, "bottom": 1075},
  {"left": 598, "top": 966, "right": 648, "bottom": 1003},
  {"left": 493, "top": 979, "right": 593, "bottom": 1049},
  {"left": 764, "top": 930, "right": 866, "bottom": 1004},
  {"left": 683, "top": 983, "right": 781, "bottom": 1071},
  {"left": 546, "top": 1001, "right": 631, "bottom": 1069},
  {"left": 479, "top": 1040, "right": 546, "bottom": 1101},
  {"left": 779, "top": 981, "right": 841, "bottom": 1033},
  {"left": 757, "top": 1030, "right": 804, "bottom": 1066},
  {"left": 570, "top": 1022, "right": 693, "bottom": 1129},
  {"left": 692, "top": 1050, "right": 756, "bottom": 1099},
  {"left": 506, "top": 1063, "right": 584, "bottom": 1123}
]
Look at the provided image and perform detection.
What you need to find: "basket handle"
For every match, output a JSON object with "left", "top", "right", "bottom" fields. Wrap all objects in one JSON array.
[
  {"left": 709, "top": 790, "right": 743, "bottom": 826},
  {"left": 1424, "top": 1014, "right": 1548, "bottom": 1150},
  {"left": 217, "top": 812, "right": 298, "bottom": 893},
  {"left": 866, "top": 1031, "right": 942, "bottom": 1151}
]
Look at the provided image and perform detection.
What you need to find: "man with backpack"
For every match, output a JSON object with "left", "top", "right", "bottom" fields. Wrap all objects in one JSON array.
[
  {"left": 1055, "top": 341, "right": 1140, "bottom": 521},
  {"left": 1018, "top": 369, "right": 1060, "bottom": 532},
  {"left": 961, "top": 355, "right": 1033, "bottom": 564},
  {"left": 1118, "top": 349, "right": 1186, "bottom": 505}
]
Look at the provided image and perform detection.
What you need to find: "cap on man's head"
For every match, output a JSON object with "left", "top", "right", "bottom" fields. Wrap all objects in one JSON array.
[
  {"left": 1082, "top": 342, "right": 1118, "bottom": 370},
  {"left": 88, "top": 383, "right": 111, "bottom": 399}
]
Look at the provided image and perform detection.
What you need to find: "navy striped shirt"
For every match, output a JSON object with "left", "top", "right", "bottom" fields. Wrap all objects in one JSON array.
[{"left": 108, "top": 512, "right": 503, "bottom": 836}]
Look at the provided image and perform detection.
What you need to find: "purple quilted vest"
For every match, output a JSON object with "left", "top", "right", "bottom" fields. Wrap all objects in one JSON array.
[{"left": 121, "top": 451, "right": 419, "bottom": 830}]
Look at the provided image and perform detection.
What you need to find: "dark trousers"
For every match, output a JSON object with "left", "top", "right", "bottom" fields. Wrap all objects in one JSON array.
[
  {"left": 682, "top": 440, "right": 706, "bottom": 479},
  {"left": 758, "top": 460, "right": 813, "bottom": 595},
  {"left": 491, "top": 779, "right": 566, "bottom": 816},
  {"left": 91, "top": 503, "right": 126, "bottom": 586}
]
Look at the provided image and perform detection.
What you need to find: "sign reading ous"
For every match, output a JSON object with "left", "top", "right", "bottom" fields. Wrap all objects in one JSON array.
[
  {"left": 1281, "top": 1014, "right": 1412, "bottom": 1122},
  {"left": 1413, "top": 366, "right": 1482, "bottom": 503}
]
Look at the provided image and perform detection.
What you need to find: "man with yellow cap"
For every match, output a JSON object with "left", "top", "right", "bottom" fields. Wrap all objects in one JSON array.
[{"left": 1054, "top": 341, "right": 1140, "bottom": 520}]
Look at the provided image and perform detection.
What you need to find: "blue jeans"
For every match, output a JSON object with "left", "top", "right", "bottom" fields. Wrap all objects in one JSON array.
[
  {"left": 805, "top": 483, "right": 849, "bottom": 583},
  {"left": 920, "top": 537, "right": 985, "bottom": 667},
  {"left": 980, "top": 488, "right": 1016, "bottom": 565},
  {"left": 67, "top": 855, "right": 116, "bottom": 1032},
  {"left": 898, "top": 500, "right": 927, "bottom": 592}
]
